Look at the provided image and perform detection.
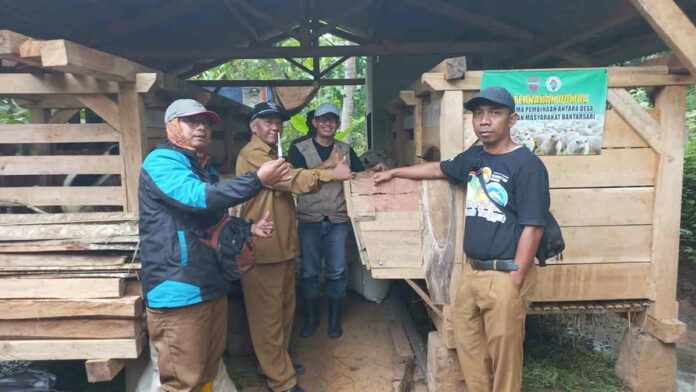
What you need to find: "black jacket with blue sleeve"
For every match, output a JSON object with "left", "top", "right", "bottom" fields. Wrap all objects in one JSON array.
[{"left": 138, "top": 141, "right": 262, "bottom": 308}]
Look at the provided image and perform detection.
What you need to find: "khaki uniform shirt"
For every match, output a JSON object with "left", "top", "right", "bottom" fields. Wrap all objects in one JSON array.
[{"left": 236, "top": 135, "right": 333, "bottom": 263}]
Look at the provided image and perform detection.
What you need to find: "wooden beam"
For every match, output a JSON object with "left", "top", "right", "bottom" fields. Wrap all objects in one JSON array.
[
  {"left": 118, "top": 82, "right": 147, "bottom": 212},
  {"left": 420, "top": 67, "right": 696, "bottom": 92},
  {"left": 224, "top": 0, "right": 301, "bottom": 41},
  {"left": 606, "top": 88, "right": 662, "bottom": 152},
  {"left": 635, "top": 313, "right": 687, "bottom": 343},
  {"left": 0, "top": 278, "right": 124, "bottom": 299},
  {"left": 0, "top": 296, "right": 141, "bottom": 319},
  {"left": 523, "top": 1, "right": 638, "bottom": 65},
  {"left": 0, "top": 335, "right": 144, "bottom": 360},
  {"left": 77, "top": 94, "right": 121, "bottom": 130},
  {"left": 429, "top": 56, "right": 467, "bottom": 80},
  {"left": 284, "top": 57, "right": 314, "bottom": 76},
  {"left": 0, "top": 318, "right": 142, "bottom": 339},
  {"left": 399, "top": 90, "right": 418, "bottom": 106},
  {"left": 0, "top": 73, "right": 157, "bottom": 95},
  {"left": 312, "top": 0, "right": 376, "bottom": 39},
  {"left": 0, "top": 221, "right": 137, "bottom": 241},
  {"left": 0, "top": 30, "right": 42, "bottom": 66},
  {"left": 192, "top": 79, "right": 363, "bottom": 87},
  {"left": 112, "top": 41, "right": 510, "bottom": 60},
  {"left": 0, "top": 155, "right": 122, "bottom": 175},
  {"left": 47, "top": 109, "right": 80, "bottom": 124},
  {"left": 0, "top": 212, "right": 137, "bottom": 225},
  {"left": 320, "top": 56, "right": 351, "bottom": 78},
  {"left": 629, "top": 0, "right": 696, "bottom": 76},
  {"left": 632, "top": 54, "right": 688, "bottom": 74},
  {"left": 0, "top": 123, "right": 118, "bottom": 143},
  {"left": 650, "top": 86, "right": 688, "bottom": 319},
  {"left": 0, "top": 187, "right": 125, "bottom": 207},
  {"left": 401, "top": 0, "right": 533, "bottom": 42},
  {"left": 86, "top": 358, "right": 126, "bottom": 383},
  {"left": 40, "top": 39, "right": 155, "bottom": 82},
  {"left": 221, "top": 0, "right": 261, "bottom": 42},
  {"left": 0, "top": 253, "right": 126, "bottom": 267}
]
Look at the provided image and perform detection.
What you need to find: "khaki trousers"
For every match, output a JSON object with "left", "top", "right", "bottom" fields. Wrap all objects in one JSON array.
[
  {"left": 241, "top": 260, "right": 297, "bottom": 392},
  {"left": 452, "top": 262, "right": 537, "bottom": 392},
  {"left": 147, "top": 296, "right": 228, "bottom": 392}
]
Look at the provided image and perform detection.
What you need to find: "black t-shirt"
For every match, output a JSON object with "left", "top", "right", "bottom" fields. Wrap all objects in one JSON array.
[
  {"left": 288, "top": 138, "right": 365, "bottom": 172},
  {"left": 440, "top": 145, "right": 550, "bottom": 260}
]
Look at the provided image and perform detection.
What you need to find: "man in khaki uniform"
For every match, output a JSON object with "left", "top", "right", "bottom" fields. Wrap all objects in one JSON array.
[
  {"left": 236, "top": 101, "right": 352, "bottom": 392},
  {"left": 373, "top": 87, "right": 549, "bottom": 392}
]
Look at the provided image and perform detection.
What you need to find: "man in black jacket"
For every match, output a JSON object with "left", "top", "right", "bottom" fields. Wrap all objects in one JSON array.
[{"left": 139, "top": 99, "right": 289, "bottom": 392}]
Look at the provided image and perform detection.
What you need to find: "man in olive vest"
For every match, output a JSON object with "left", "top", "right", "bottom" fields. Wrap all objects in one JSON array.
[{"left": 288, "top": 103, "right": 386, "bottom": 338}]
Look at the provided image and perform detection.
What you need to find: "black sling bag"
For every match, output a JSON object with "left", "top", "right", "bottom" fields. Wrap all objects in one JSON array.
[{"left": 475, "top": 170, "right": 564, "bottom": 266}]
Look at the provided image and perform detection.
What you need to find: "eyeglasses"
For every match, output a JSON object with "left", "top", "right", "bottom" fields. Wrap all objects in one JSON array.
[
  {"left": 315, "top": 117, "right": 339, "bottom": 125},
  {"left": 179, "top": 115, "right": 212, "bottom": 127}
]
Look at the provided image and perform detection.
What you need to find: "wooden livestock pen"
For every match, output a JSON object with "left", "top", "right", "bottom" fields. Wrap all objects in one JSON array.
[
  {"left": 346, "top": 61, "right": 694, "bottom": 391},
  {"left": 0, "top": 30, "right": 250, "bottom": 384}
]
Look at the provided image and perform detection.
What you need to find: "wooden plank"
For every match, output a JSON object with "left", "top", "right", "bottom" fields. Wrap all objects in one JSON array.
[
  {"left": 422, "top": 68, "right": 696, "bottom": 92},
  {"left": 0, "top": 155, "right": 122, "bottom": 175},
  {"left": 48, "top": 109, "right": 80, "bottom": 124},
  {"left": 0, "top": 318, "right": 142, "bottom": 339},
  {"left": 629, "top": 0, "right": 696, "bottom": 76},
  {"left": 362, "top": 230, "right": 421, "bottom": 269},
  {"left": 542, "top": 148, "right": 656, "bottom": 188},
  {"left": 86, "top": 358, "right": 126, "bottom": 383},
  {"left": 118, "top": 83, "right": 147, "bottom": 212},
  {"left": 637, "top": 314, "right": 687, "bottom": 343},
  {"left": 40, "top": 39, "right": 154, "bottom": 82},
  {"left": 77, "top": 94, "right": 122, "bottom": 130},
  {"left": 650, "top": 86, "right": 687, "bottom": 319},
  {"left": 531, "top": 263, "right": 652, "bottom": 302},
  {"left": 0, "top": 212, "right": 138, "bottom": 226},
  {"left": 371, "top": 268, "right": 424, "bottom": 279},
  {"left": 607, "top": 88, "right": 662, "bottom": 152},
  {"left": 0, "top": 73, "right": 158, "bottom": 95},
  {"left": 0, "top": 263, "right": 140, "bottom": 273},
  {"left": 550, "top": 225, "right": 652, "bottom": 264},
  {"left": 0, "top": 254, "right": 126, "bottom": 267},
  {"left": 359, "top": 211, "right": 420, "bottom": 231},
  {"left": 0, "top": 296, "right": 142, "bottom": 319},
  {"left": 0, "top": 123, "right": 119, "bottom": 143},
  {"left": 551, "top": 187, "right": 653, "bottom": 226},
  {"left": 0, "top": 30, "right": 42, "bottom": 66},
  {"left": 0, "top": 187, "right": 125, "bottom": 207},
  {"left": 0, "top": 334, "right": 144, "bottom": 360},
  {"left": 603, "top": 109, "right": 655, "bottom": 148},
  {"left": 0, "top": 278, "right": 124, "bottom": 299},
  {"left": 0, "top": 221, "right": 137, "bottom": 241},
  {"left": 389, "top": 321, "right": 415, "bottom": 364},
  {"left": 0, "top": 239, "right": 137, "bottom": 253},
  {"left": 399, "top": 90, "right": 418, "bottom": 106}
]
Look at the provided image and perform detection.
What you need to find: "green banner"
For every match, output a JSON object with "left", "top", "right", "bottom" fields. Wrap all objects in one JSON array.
[{"left": 481, "top": 69, "right": 608, "bottom": 155}]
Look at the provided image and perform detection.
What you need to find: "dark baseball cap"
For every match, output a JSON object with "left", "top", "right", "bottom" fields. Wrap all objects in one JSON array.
[
  {"left": 164, "top": 99, "right": 222, "bottom": 124},
  {"left": 250, "top": 101, "right": 290, "bottom": 121},
  {"left": 465, "top": 86, "right": 516, "bottom": 113}
]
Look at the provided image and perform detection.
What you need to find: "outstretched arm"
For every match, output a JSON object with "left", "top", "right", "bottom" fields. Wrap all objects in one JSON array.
[{"left": 372, "top": 162, "right": 445, "bottom": 184}]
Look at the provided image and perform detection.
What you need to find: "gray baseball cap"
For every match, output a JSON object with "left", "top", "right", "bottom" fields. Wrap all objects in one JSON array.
[
  {"left": 313, "top": 102, "right": 340, "bottom": 118},
  {"left": 465, "top": 86, "right": 516, "bottom": 113},
  {"left": 164, "top": 99, "right": 222, "bottom": 124}
]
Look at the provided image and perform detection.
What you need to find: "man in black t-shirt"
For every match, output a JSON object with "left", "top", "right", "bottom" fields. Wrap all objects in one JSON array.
[{"left": 373, "top": 87, "right": 549, "bottom": 392}]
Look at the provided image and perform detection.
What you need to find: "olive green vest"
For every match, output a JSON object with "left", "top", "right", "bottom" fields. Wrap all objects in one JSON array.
[{"left": 295, "top": 138, "right": 351, "bottom": 223}]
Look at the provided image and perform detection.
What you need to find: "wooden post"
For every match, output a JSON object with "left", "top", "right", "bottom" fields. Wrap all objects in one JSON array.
[
  {"left": 413, "top": 99, "right": 424, "bottom": 163},
  {"left": 650, "top": 85, "right": 687, "bottom": 320},
  {"left": 118, "top": 83, "right": 147, "bottom": 212}
]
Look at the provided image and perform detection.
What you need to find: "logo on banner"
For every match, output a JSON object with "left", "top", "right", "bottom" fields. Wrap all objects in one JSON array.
[
  {"left": 527, "top": 77, "right": 540, "bottom": 92},
  {"left": 546, "top": 76, "right": 562, "bottom": 92}
]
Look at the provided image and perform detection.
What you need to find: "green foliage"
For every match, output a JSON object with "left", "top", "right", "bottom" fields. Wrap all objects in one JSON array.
[
  {"left": 0, "top": 98, "right": 29, "bottom": 124},
  {"left": 191, "top": 35, "right": 369, "bottom": 156},
  {"left": 681, "top": 132, "right": 696, "bottom": 264}
]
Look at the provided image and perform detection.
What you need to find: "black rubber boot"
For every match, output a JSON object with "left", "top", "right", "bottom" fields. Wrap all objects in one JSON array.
[
  {"left": 327, "top": 298, "right": 343, "bottom": 339},
  {"left": 300, "top": 297, "right": 320, "bottom": 337}
]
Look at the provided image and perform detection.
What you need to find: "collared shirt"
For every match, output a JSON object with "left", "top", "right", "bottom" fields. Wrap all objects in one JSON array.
[{"left": 236, "top": 135, "right": 333, "bottom": 263}]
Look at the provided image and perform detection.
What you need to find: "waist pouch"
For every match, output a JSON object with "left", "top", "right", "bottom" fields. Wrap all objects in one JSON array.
[{"left": 199, "top": 215, "right": 256, "bottom": 282}]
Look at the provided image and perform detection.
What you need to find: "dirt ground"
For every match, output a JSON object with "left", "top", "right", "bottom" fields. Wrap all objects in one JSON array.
[{"left": 229, "top": 292, "right": 427, "bottom": 392}]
